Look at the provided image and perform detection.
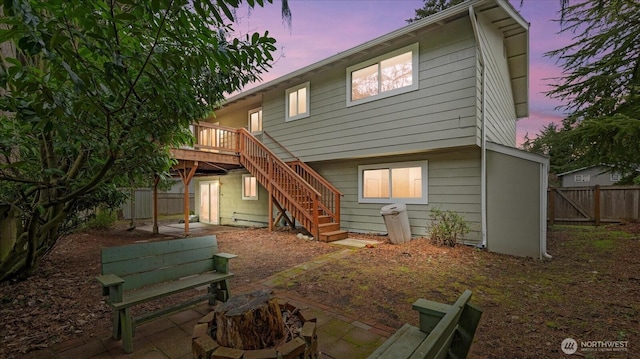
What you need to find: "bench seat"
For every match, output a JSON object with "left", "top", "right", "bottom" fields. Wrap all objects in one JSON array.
[
  {"left": 97, "top": 235, "right": 235, "bottom": 353},
  {"left": 105, "top": 271, "right": 234, "bottom": 310}
]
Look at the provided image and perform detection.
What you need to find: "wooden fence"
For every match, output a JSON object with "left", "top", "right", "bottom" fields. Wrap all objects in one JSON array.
[
  {"left": 122, "top": 190, "right": 195, "bottom": 220},
  {"left": 548, "top": 185, "right": 640, "bottom": 226}
]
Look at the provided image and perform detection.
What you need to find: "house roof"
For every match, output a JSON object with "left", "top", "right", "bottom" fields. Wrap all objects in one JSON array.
[
  {"left": 223, "top": 0, "right": 529, "bottom": 117},
  {"left": 556, "top": 166, "right": 592, "bottom": 177}
]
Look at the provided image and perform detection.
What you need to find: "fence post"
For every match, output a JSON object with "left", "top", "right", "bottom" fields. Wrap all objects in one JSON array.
[
  {"left": 549, "top": 188, "right": 555, "bottom": 227},
  {"left": 594, "top": 185, "right": 601, "bottom": 226}
]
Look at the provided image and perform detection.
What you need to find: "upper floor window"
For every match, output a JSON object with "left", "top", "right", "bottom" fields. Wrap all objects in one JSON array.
[
  {"left": 574, "top": 174, "right": 590, "bottom": 183},
  {"left": 358, "top": 161, "right": 428, "bottom": 204},
  {"left": 610, "top": 173, "right": 622, "bottom": 182},
  {"left": 285, "top": 82, "right": 310, "bottom": 121},
  {"left": 242, "top": 175, "right": 258, "bottom": 200},
  {"left": 248, "top": 108, "right": 262, "bottom": 133},
  {"left": 347, "top": 43, "right": 419, "bottom": 106}
]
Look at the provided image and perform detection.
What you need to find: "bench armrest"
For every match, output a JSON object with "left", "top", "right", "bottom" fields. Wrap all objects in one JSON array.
[
  {"left": 214, "top": 252, "right": 237, "bottom": 274},
  {"left": 96, "top": 274, "right": 125, "bottom": 303},
  {"left": 412, "top": 299, "right": 452, "bottom": 333}
]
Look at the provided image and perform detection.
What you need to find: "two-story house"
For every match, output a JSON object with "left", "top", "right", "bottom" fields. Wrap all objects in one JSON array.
[{"left": 169, "top": 0, "right": 550, "bottom": 258}]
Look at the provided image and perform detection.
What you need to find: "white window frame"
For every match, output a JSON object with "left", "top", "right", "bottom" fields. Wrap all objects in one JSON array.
[
  {"left": 285, "top": 82, "right": 310, "bottom": 122},
  {"left": 358, "top": 161, "right": 428, "bottom": 204},
  {"left": 248, "top": 107, "right": 262, "bottom": 133},
  {"left": 574, "top": 174, "right": 590, "bottom": 183},
  {"left": 242, "top": 174, "right": 259, "bottom": 200},
  {"left": 346, "top": 43, "right": 419, "bottom": 107},
  {"left": 610, "top": 173, "right": 622, "bottom": 182}
]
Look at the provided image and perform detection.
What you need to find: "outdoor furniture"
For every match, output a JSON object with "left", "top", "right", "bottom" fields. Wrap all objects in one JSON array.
[
  {"left": 96, "top": 235, "right": 236, "bottom": 353},
  {"left": 367, "top": 290, "right": 482, "bottom": 359}
]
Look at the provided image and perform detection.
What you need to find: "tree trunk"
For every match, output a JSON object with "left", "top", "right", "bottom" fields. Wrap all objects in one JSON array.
[{"left": 214, "top": 289, "right": 285, "bottom": 350}]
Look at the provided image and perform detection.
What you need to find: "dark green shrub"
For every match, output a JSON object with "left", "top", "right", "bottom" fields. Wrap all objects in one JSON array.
[{"left": 85, "top": 209, "right": 117, "bottom": 230}]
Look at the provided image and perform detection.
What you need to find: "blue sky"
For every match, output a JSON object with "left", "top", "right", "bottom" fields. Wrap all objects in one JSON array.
[{"left": 232, "top": 0, "right": 571, "bottom": 146}]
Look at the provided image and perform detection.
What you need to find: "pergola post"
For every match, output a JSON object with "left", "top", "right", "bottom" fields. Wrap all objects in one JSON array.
[{"left": 176, "top": 161, "right": 198, "bottom": 236}]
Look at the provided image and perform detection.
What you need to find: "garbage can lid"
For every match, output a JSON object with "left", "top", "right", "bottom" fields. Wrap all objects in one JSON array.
[{"left": 380, "top": 203, "right": 407, "bottom": 215}]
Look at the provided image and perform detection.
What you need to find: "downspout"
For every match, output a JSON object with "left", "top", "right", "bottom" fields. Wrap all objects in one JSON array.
[
  {"left": 541, "top": 160, "right": 552, "bottom": 258},
  {"left": 469, "top": 6, "right": 488, "bottom": 248}
]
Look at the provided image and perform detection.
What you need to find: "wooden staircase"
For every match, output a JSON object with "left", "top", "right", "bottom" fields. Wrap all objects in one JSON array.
[{"left": 236, "top": 129, "right": 347, "bottom": 242}]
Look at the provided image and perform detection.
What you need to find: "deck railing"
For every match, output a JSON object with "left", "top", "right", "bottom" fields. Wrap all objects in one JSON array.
[{"left": 190, "top": 122, "right": 238, "bottom": 154}]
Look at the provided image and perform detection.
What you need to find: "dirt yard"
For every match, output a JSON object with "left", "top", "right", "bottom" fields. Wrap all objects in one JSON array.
[{"left": 1, "top": 221, "right": 639, "bottom": 358}]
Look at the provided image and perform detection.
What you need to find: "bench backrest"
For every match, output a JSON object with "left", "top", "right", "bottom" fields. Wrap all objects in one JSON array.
[{"left": 101, "top": 235, "right": 219, "bottom": 291}]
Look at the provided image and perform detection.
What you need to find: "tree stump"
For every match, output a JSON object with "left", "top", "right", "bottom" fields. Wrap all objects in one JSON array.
[{"left": 214, "top": 289, "right": 286, "bottom": 350}]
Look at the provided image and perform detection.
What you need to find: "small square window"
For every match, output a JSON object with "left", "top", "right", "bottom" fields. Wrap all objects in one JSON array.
[
  {"left": 610, "top": 173, "right": 621, "bottom": 182},
  {"left": 248, "top": 108, "right": 262, "bottom": 133},
  {"left": 242, "top": 175, "right": 258, "bottom": 200},
  {"left": 285, "top": 82, "right": 310, "bottom": 121}
]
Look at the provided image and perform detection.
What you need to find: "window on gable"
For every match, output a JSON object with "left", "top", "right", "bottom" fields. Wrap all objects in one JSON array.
[
  {"left": 248, "top": 108, "right": 262, "bottom": 133},
  {"left": 347, "top": 43, "right": 419, "bottom": 106},
  {"left": 358, "top": 161, "right": 428, "bottom": 204},
  {"left": 242, "top": 175, "right": 258, "bottom": 200},
  {"left": 285, "top": 82, "right": 310, "bottom": 121},
  {"left": 610, "top": 173, "right": 621, "bottom": 182},
  {"left": 574, "top": 174, "right": 590, "bottom": 183}
]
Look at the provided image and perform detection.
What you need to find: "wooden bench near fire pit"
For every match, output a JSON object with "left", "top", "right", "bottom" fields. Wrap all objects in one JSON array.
[
  {"left": 367, "top": 290, "right": 482, "bottom": 359},
  {"left": 96, "top": 235, "right": 236, "bottom": 353}
]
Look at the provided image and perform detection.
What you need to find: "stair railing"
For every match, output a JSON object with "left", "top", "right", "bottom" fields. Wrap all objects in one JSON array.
[
  {"left": 262, "top": 131, "right": 343, "bottom": 224},
  {"left": 237, "top": 129, "right": 321, "bottom": 238}
]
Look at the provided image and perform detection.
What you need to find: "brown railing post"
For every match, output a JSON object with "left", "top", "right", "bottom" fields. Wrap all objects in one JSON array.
[{"left": 594, "top": 185, "right": 601, "bottom": 226}]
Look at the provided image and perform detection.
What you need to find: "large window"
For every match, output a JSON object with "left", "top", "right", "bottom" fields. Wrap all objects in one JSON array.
[
  {"left": 248, "top": 108, "right": 262, "bottom": 133},
  {"left": 358, "top": 161, "right": 428, "bottom": 204},
  {"left": 347, "top": 43, "right": 419, "bottom": 106},
  {"left": 242, "top": 175, "right": 258, "bottom": 200},
  {"left": 285, "top": 82, "right": 310, "bottom": 121}
]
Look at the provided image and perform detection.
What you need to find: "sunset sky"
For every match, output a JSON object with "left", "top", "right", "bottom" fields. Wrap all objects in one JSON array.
[{"left": 233, "top": 0, "right": 571, "bottom": 146}]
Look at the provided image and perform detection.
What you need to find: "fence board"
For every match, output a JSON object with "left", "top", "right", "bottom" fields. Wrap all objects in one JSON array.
[
  {"left": 122, "top": 190, "right": 195, "bottom": 219},
  {"left": 548, "top": 186, "right": 640, "bottom": 225}
]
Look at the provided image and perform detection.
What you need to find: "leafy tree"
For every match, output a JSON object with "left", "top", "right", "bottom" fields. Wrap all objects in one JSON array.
[
  {"left": 544, "top": 0, "right": 640, "bottom": 175},
  {"left": 0, "top": 0, "right": 288, "bottom": 281},
  {"left": 521, "top": 122, "right": 584, "bottom": 186},
  {"left": 406, "top": 0, "right": 466, "bottom": 23}
]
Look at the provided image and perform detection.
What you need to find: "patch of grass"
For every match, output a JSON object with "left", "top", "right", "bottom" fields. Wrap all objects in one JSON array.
[{"left": 592, "top": 238, "right": 615, "bottom": 250}]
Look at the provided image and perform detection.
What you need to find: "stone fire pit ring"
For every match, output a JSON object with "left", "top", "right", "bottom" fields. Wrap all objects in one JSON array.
[{"left": 192, "top": 294, "right": 318, "bottom": 359}]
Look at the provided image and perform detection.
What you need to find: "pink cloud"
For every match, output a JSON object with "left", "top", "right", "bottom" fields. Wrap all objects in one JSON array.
[{"left": 516, "top": 110, "right": 565, "bottom": 147}]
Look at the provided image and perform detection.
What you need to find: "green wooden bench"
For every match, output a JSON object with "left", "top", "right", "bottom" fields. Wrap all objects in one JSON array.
[
  {"left": 367, "top": 290, "right": 482, "bottom": 359},
  {"left": 96, "top": 235, "right": 236, "bottom": 353}
]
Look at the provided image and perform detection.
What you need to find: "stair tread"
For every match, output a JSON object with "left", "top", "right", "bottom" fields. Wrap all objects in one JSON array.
[{"left": 320, "top": 229, "right": 349, "bottom": 236}]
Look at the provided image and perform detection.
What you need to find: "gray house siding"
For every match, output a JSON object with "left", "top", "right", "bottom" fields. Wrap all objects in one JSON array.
[
  {"left": 260, "top": 18, "right": 479, "bottom": 163},
  {"left": 559, "top": 166, "right": 622, "bottom": 187},
  {"left": 476, "top": 12, "right": 518, "bottom": 146},
  {"left": 308, "top": 149, "right": 482, "bottom": 244}
]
